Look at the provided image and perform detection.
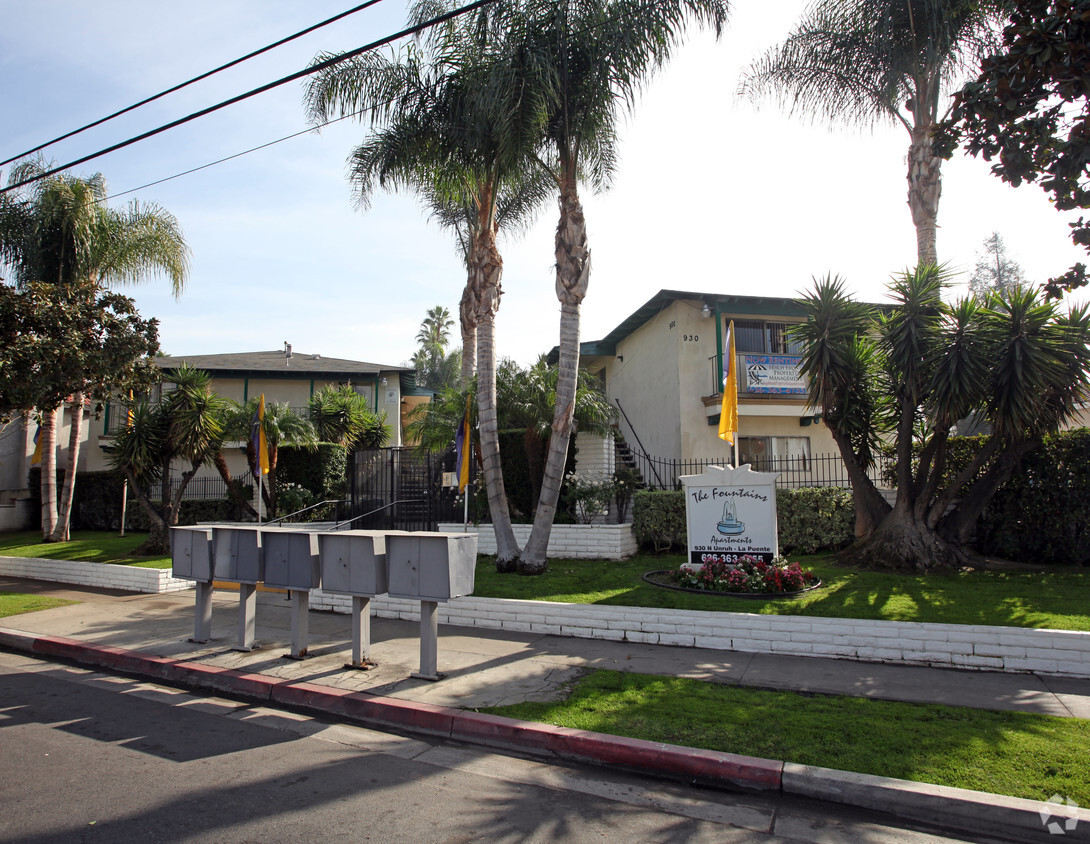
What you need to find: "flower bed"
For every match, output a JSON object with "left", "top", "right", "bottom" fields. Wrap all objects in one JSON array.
[{"left": 645, "top": 555, "right": 821, "bottom": 597}]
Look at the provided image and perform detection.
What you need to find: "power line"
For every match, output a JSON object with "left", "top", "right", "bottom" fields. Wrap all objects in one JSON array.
[
  {"left": 0, "top": 0, "right": 386, "bottom": 168},
  {"left": 105, "top": 110, "right": 363, "bottom": 201},
  {"left": 0, "top": 0, "right": 497, "bottom": 196}
]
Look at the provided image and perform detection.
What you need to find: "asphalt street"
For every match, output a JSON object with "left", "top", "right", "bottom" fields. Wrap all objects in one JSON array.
[{"left": 0, "top": 650, "right": 996, "bottom": 844}]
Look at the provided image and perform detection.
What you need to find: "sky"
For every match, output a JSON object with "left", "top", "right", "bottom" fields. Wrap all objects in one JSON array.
[{"left": 1, "top": 1, "right": 1085, "bottom": 370}]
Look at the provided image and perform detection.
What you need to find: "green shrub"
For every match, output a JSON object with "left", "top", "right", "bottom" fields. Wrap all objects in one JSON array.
[
  {"left": 278, "top": 443, "right": 348, "bottom": 500},
  {"left": 634, "top": 486, "right": 854, "bottom": 555},
  {"left": 632, "top": 490, "right": 687, "bottom": 552},
  {"left": 976, "top": 428, "right": 1090, "bottom": 565},
  {"left": 776, "top": 487, "right": 855, "bottom": 555}
]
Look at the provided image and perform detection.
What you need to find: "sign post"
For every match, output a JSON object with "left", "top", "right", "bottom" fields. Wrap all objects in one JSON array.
[{"left": 680, "top": 464, "right": 780, "bottom": 565}]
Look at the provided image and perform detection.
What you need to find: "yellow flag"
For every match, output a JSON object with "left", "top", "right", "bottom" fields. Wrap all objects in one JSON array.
[
  {"left": 252, "top": 394, "right": 270, "bottom": 477},
  {"left": 718, "top": 320, "right": 738, "bottom": 444}
]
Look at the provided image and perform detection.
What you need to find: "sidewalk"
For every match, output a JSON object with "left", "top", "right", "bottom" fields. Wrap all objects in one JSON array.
[{"left": 2, "top": 574, "right": 1089, "bottom": 842}]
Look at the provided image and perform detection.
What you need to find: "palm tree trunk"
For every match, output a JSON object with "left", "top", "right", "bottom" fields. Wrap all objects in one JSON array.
[
  {"left": 51, "top": 393, "right": 85, "bottom": 542},
  {"left": 521, "top": 181, "right": 591, "bottom": 574},
  {"left": 39, "top": 407, "right": 60, "bottom": 540},
  {"left": 470, "top": 230, "right": 521, "bottom": 570},
  {"left": 459, "top": 283, "right": 477, "bottom": 385},
  {"left": 907, "top": 122, "right": 942, "bottom": 267}
]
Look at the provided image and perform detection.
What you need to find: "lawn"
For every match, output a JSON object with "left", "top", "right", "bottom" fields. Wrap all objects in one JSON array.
[
  {"left": 0, "top": 592, "right": 78, "bottom": 618},
  {"left": 0, "top": 531, "right": 170, "bottom": 568},
  {"left": 481, "top": 669, "right": 1090, "bottom": 805},
  {"left": 474, "top": 553, "right": 1090, "bottom": 631},
  {"left": 1, "top": 531, "right": 1088, "bottom": 630}
]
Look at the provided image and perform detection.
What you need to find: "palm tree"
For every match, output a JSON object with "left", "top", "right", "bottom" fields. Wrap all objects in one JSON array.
[
  {"left": 497, "top": 355, "right": 615, "bottom": 515},
  {"left": 308, "top": 383, "right": 389, "bottom": 449},
  {"left": 506, "top": 0, "right": 729, "bottom": 573},
  {"left": 416, "top": 305, "right": 454, "bottom": 353},
  {"left": 111, "top": 365, "right": 222, "bottom": 555},
  {"left": 0, "top": 160, "right": 189, "bottom": 540},
  {"left": 739, "top": 0, "right": 1006, "bottom": 266},
  {"left": 792, "top": 267, "right": 1090, "bottom": 570},
  {"left": 304, "top": 20, "right": 552, "bottom": 571},
  {"left": 223, "top": 398, "right": 319, "bottom": 518}
]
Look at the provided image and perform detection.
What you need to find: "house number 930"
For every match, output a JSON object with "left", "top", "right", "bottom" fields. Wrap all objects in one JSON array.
[{"left": 683, "top": 334, "right": 699, "bottom": 342}]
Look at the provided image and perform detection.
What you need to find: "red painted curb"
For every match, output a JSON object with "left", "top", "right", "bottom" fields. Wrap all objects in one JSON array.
[{"left": 0, "top": 629, "right": 782, "bottom": 793}]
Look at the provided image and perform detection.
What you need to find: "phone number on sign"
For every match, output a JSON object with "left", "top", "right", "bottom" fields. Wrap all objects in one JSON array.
[{"left": 698, "top": 553, "right": 746, "bottom": 564}]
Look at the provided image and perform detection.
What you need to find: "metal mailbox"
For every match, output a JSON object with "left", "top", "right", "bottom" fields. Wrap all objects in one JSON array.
[
  {"left": 386, "top": 532, "right": 477, "bottom": 601},
  {"left": 211, "top": 525, "right": 265, "bottom": 583},
  {"left": 262, "top": 529, "right": 321, "bottom": 591},
  {"left": 171, "top": 526, "right": 214, "bottom": 581},
  {"left": 317, "top": 530, "right": 389, "bottom": 597}
]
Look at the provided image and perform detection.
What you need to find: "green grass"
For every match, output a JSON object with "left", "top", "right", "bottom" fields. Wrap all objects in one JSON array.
[
  {"left": 481, "top": 669, "right": 1090, "bottom": 804},
  {"left": 473, "top": 553, "right": 1090, "bottom": 631},
  {"left": 0, "top": 592, "right": 78, "bottom": 618},
  {"left": 0, "top": 531, "right": 170, "bottom": 568},
  {"left": 2, "top": 531, "right": 1087, "bottom": 630}
]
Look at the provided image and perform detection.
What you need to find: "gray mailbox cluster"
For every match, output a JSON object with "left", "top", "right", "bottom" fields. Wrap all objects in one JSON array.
[{"left": 171, "top": 525, "right": 477, "bottom": 676}]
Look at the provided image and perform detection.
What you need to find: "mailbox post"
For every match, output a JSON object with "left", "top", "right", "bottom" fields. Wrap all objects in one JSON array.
[
  {"left": 386, "top": 532, "right": 477, "bottom": 680},
  {"left": 170, "top": 526, "right": 214, "bottom": 643},
  {"left": 262, "top": 528, "right": 321, "bottom": 659},
  {"left": 317, "top": 530, "right": 390, "bottom": 668},
  {"left": 210, "top": 524, "right": 265, "bottom": 650}
]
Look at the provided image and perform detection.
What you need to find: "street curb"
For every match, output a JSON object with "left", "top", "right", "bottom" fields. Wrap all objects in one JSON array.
[{"left": 2, "top": 627, "right": 1086, "bottom": 842}]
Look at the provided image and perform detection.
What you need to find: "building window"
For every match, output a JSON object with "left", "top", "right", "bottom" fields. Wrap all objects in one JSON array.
[
  {"left": 738, "top": 435, "right": 810, "bottom": 471},
  {"left": 731, "top": 319, "right": 804, "bottom": 355}
]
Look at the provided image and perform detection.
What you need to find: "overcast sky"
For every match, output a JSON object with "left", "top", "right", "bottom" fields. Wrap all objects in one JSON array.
[{"left": 2, "top": 1, "right": 1084, "bottom": 370}]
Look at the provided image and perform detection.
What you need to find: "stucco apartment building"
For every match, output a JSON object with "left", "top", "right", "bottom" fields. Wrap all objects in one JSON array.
[
  {"left": 569, "top": 289, "right": 838, "bottom": 485},
  {"left": 0, "top": 345, "right": 422, "bottom": 528}
]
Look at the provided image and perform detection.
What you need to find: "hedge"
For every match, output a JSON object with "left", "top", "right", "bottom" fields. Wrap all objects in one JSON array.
[{"left": 633, "top": 487, "right": 854, "bottom": 555}]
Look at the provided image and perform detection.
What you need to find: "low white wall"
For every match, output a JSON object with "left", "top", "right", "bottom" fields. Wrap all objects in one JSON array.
[
  {"left": 437, "top": 523, "right": 638, "bottom": 561},
  {"left": 0, "top": 556, "right": 193, "bottom": 594},
  {"left": 0, "top": 500, "right": 33, "bottom": 531},
  {"left": 307, "top": 592, "right": 1090, "bottom": 679},
  {"left": 4, "top": 554, "right": 1086, "bottom": 679}
]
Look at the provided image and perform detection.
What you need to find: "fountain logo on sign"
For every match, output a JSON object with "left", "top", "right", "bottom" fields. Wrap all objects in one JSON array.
[{"left": 680, "top": 464, "right": 779, "bottom": 564}]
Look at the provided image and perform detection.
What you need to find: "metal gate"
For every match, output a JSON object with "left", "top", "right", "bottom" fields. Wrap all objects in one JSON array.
[{"left": 349, "top": 447, "right": 460, "bottom": 531}]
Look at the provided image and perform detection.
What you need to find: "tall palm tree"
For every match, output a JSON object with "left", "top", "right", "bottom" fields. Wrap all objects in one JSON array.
[
  {"left": 416, "top": 305, "right": 454, "bottom": 354},
  {"left": 505, "top": 0, "right": 729, "bottom": 573},
  {"left": 304, "top": 21, "right": 552, "bottom": 571},
  {"left": 0, "top": 160, "right": 188, "bottom": 540},
  {"left": 739, "top": 0, "right": 1006, "bottom": 266}
]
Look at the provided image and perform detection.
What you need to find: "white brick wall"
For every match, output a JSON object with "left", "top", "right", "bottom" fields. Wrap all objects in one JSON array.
[
  {"left": 0, "top": 556, "right": 193, "bottom": 593},
  {"left": 4, "top": 553, "right": 1086, "bottom": 679},
  {"left": 574, "top": 433, "right": 615, "bottom": 481},
  {"left": 438, "top": 523, "right": 638, "bottom": 560},
  {"left": 305, "top": 592, "right": 1090, "bottom": 679}
]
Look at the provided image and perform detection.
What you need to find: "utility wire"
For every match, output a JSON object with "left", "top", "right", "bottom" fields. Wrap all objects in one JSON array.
[
  {"left": 0, "top": 0, "right": 497, "bottom": 195},
  {"left": 105, "top": 110, "right": 363, "bottom": 200},
  {"left": 0, "top": 0, "right": 386, "bottom": 168}
]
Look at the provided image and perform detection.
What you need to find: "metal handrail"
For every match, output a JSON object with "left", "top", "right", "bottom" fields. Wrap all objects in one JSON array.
[
  {"left": 324, "top": 499, "right": 426, "bottom": 531},
  {"left": 265, "top": 499, "right": 348, "bottom": 526},
  {"left": 614, "top": 399, "right": 665, "bottom": 487}
]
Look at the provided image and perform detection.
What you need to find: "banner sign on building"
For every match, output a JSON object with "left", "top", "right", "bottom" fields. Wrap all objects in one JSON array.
[
  {"left": 680, "top": 464, "right": 779, "bottom": 564},
  {"left": 744, "top": 354, "right": 806, "bottom": 394}
]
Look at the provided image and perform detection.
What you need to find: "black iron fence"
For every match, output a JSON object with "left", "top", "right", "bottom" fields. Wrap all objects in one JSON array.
[
  {"left": 348, "top": 447, "right": 465, "bottom": 531},
  {"left": 623, "top": 447, "right": 893, "bottom": 492}
]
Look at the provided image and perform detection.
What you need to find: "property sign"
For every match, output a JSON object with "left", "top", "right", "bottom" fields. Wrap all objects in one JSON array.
[
  {"left": 680, "top": 464, "right": 779, "bottom": 564},
  {"left": 744, "top": 354, "right": 806, "bottom": 395}
]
